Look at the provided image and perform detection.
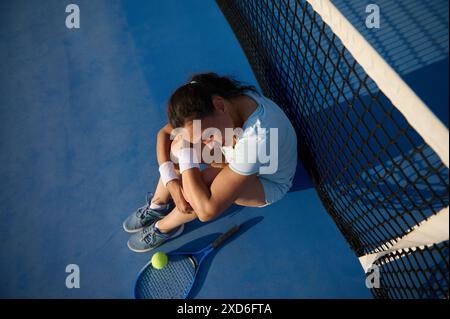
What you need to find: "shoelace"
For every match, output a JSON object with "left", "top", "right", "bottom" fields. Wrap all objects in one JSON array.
[
  {"left": 141, "top": 226, "right": 156, "bottom": 244},
  {"left": 135, "top": 193, "right": 155, "bottom": 219}
]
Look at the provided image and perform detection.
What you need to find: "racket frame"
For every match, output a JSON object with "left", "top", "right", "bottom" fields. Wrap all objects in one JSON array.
[{"left": 133, "top": 224, "right": 240, "bottom": 299}]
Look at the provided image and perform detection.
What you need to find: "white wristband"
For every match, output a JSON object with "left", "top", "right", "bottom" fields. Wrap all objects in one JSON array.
[
  {"left": 159, "top": 161, "right": 179, "bottom": 186},
  {"left": 178, "top": 148, "right": 200, "bottom": 174}
]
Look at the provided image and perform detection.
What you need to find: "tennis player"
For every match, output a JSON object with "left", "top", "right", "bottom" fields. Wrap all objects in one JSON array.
[{"left": 123, "top": 73, "right": 297, "bottom": 252}]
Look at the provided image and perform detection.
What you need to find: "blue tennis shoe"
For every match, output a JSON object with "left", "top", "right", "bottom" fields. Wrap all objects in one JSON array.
[
  {"left": 127, "top": 221, "right": 184, "bottom": 253},
  {"left": 122, "top": 194, "right": 175, "bottom": 233}
]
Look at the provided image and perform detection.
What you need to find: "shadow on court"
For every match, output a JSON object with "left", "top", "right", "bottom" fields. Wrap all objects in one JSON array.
[
  {"left": 289, "top": 160, "right": 314, "bottom": 193},
  {"left": 180, "top": 204, "right": 245, "bottom": 237},
  {"left": 168, "top": 216, "right": 265, "bottom": 299}
]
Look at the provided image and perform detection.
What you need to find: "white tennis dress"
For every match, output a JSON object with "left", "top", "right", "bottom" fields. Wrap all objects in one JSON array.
[{"left": 221, "top": 90, "right": 298, "bottom": 205}]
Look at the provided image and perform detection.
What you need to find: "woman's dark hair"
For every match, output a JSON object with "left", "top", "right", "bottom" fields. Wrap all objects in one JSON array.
[{"left": 167, "top": 73, "right": 257, "bottom": 128}]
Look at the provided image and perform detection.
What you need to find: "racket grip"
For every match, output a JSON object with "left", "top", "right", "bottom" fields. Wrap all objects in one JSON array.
[{"left": 212, "top": 225, "right": 240, "bottom": 249}]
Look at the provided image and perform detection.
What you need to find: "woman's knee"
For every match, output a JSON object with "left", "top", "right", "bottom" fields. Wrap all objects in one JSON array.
[{"left": 179, "top": 166, "right": 221, "bottom": 204}]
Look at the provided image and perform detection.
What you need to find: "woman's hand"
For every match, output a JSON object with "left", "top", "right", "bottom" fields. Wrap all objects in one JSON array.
[{"left": 166, "top": 179, "right": 193, "bottom": 214}]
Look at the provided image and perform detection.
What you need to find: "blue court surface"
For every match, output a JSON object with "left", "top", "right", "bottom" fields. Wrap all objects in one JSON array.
[{"left": 0, "top": 0, "right": 447, "bottom": 298}]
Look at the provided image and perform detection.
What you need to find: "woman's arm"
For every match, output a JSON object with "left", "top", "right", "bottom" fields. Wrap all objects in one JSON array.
[
  {"left": 181, "top": 166, "right": 256, "bottom": 221},
  {"left": 156, "top": 123, "right": 175, "bottom": 165},
  {"left": 156, "top": 124, "right": 193, "bottom": 214}
]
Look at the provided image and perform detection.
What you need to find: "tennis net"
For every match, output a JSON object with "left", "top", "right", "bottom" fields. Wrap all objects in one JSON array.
[{"left": 216, "top": 0, "right": 449, "bottom": 299}]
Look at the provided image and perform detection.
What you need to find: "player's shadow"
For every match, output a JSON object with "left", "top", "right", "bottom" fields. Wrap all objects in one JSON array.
[
  {"left": 181, "top": 203, "right": 245, "bottom": 236},
  {"left": 288, "top": 160, "right": 314, "bottom": 193},
  {"left": 169, "top": 216, "right": 264, "bottom": 299}
]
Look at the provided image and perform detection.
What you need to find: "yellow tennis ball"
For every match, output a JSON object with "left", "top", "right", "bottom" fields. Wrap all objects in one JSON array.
[{"left": 151, "top": 252, "right": 168, "bottom": 270}]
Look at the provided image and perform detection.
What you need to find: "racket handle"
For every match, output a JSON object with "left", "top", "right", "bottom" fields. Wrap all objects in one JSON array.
[{"left": 212, "top": 224, "right": 240, "bottom": 249}]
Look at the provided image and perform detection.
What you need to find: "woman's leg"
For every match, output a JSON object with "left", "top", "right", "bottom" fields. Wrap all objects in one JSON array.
[
  {"left": 155, "top": 207, "right": 198, "bottom": 232},
  {"left": 233, "top": 174, "right": 266, "bottom": 207},
  {"left": 151, "top": 178, "right": 172, "bottom": 205},
  {"left": 155, "top": 166, "right": 220, "bottom": 232},
  {"left": 156, "top": 167, "right": 266, "bottom": 232}
]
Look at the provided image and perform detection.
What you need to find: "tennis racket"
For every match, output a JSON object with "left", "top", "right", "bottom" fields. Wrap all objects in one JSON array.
[{"left": 134, "top": 224, "right": 240, "bottom": 299}]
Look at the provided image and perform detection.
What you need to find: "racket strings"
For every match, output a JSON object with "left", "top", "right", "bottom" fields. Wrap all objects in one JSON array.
[{"left": 136, "top": 255, "right": 196, "bottom": 299}]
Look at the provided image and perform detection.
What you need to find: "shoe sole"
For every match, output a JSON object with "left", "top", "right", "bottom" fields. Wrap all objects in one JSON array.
[
  {"left": 122, "top": 220, "right": 144, "bottom": 234},
  {"left": 122, "top": 204, "right": 175, "bottom": 234},
  {"left": 127, "top": 224, "right": 185, "bottom": 253},
  {"left": 122, "top": 215, "right": 167, "bottom": 234}
]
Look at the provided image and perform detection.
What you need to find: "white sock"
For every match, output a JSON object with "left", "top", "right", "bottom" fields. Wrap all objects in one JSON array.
[{"left": 150, "top": 201, "right": 165, "bottom": 211}]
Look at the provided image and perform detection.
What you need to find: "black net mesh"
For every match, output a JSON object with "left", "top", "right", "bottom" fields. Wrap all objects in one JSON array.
[
  {"left": 371, "top": 242, "right": 449, "bottom": 299},
  {"left": 216, "top": 0, "right": 449, "bottom": 299}
]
